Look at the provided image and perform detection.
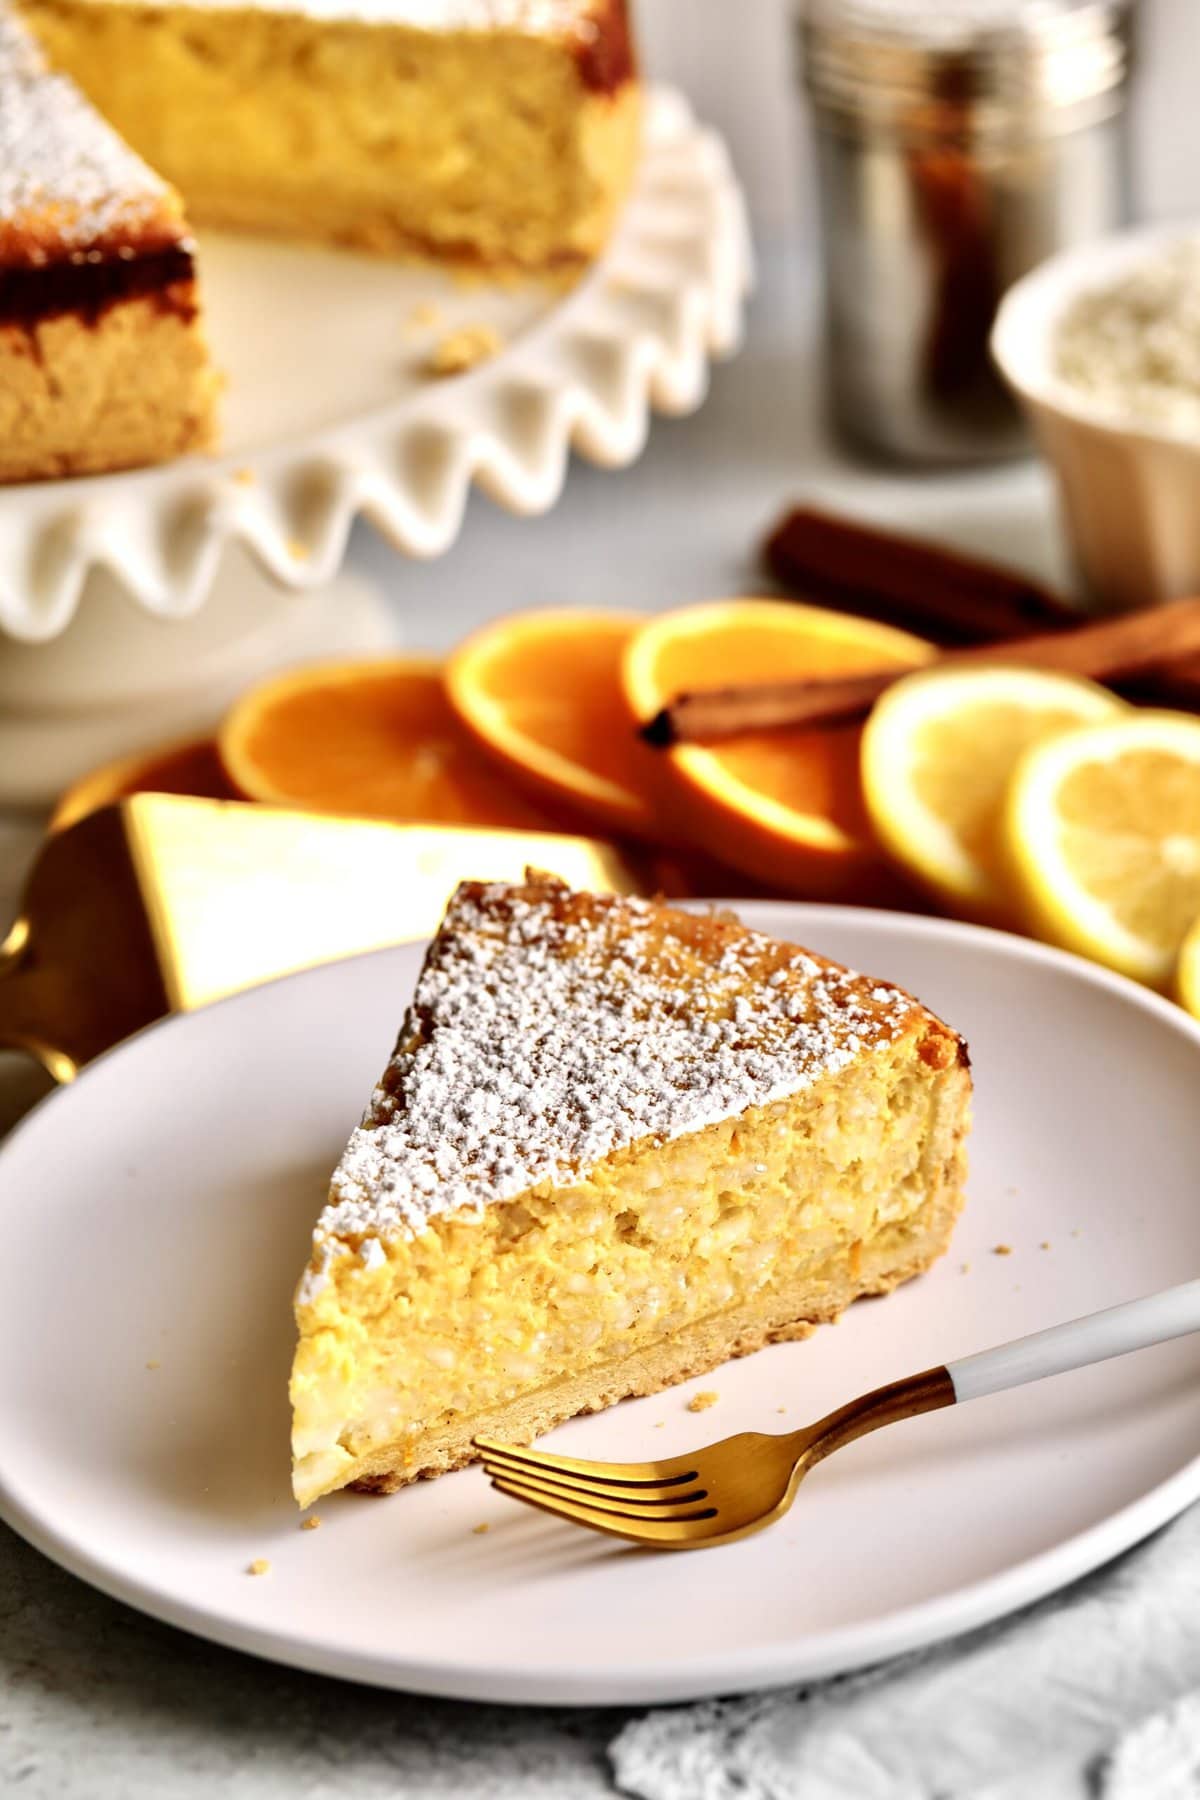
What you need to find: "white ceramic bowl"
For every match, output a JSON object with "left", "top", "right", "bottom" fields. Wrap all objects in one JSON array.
[{"left": 992, "top": 222, "right": 1200, "bottom": 612}]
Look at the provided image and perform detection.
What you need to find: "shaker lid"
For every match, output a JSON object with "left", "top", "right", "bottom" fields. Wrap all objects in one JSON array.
[{"left": 801, "top": 0, "right": 1133, "bottom": 128}]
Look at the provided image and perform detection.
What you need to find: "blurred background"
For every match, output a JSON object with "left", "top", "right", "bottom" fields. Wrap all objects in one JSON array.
[{"left": 344, "top": 0, "right": 1198, "bottom": 639}]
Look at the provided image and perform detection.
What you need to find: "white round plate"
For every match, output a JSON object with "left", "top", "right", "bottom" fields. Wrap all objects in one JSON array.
[
  {"left": 2, "top": 904, "right": 1199, "bottom": 1706},
  {"left": 0, "top": 87, "right": 750, "bottom": 643}
]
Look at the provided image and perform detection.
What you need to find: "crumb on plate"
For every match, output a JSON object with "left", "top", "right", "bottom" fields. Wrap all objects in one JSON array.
[
  {"left": 993, "top": 1244, "right": 1013, "bottom": 1257},
  {"left": 472, "top": 1522, "right": 490, "bottom": 1536},
  {"left": 424, "top": 323, "right": 504, "bottom": 377},
  {"left": 300, "top": 1516, "right": 322, "bottom": 1532},
  {"left": 144, "top": 1359, "right": 160, "bottom": 1370},
  {"left": 403, "top": 301, "right": 442, "bottom": 335},
  {"left": 247, "top": 1559, "right": 271, "bottom": 1577},
  {"left": 232, "top": 466, "right": 256, "bottom": 486},
  {"left": 687, "top": 1390, "right": 719, "bottom": 1414}
]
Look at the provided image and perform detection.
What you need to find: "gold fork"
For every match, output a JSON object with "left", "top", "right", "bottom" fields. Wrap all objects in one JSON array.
[{"left": 475, "top": 1277, "right": 1200, "bottom": 1548}]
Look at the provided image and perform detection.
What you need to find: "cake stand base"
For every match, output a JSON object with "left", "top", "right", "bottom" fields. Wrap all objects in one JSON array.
[{"left": 0, "top": 546, "right": 396, "bottom": 808}]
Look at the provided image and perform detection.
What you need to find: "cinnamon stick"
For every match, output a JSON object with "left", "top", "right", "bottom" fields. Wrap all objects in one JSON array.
[
  {"left": 764, "top": 505, "right": 1077, "bottom": 645},
  {"left": 642, "top": 597, "right": 1200, "bottom": 748},
  {"left": 762, "top": 502, "right": 1200, "bottom": 714}
]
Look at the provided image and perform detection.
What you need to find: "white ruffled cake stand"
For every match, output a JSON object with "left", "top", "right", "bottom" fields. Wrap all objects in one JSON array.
[{"left": 0, "top": 87, "right": 751, "bottom": 805}]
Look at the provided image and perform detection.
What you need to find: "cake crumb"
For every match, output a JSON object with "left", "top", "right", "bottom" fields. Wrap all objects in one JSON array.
[
  {"left": 1071, "top": 1228, "right": 1082, "bottom": 1238},
  {"left": 776, "top": 1407, "right": 787, "bottom": 1415},
  {"left": 687, "top": 1391, "right": 719, "bottom": 1413},
  {"left": 144, "top": 1359, "right": 160, "bottom": 1370},
  {"left": 247, "top": 1559, "right": 271, "bottom": 1577},
  {"left": 232, "top": 466, "right": 257, "bottom": 486},
  {"left": 1040, "top": 1241, "right": 1052, "bottom": 1251},
  {"left": 287, "top": 538, "right": 311, "bottom": 561},
  {"left": 653, "top": 1421, "right": 665, "bottom": 1429},
  {"left": 472, "top": 1522, "right": 490, "bottom": 1536},
  {"left": 960, "top": 1262, "right": 971, "bottom": 1275},
  {"left": 403, "top": 301, "right": 442, "bottom": 336},
  {"left": 300, "top": 1516, "right": 322, "bottom": 1532},
  {"left": 993, "top": 1244, "right": 1013, "bottom": 1257},
  {"left": 425, "top": 323, "right": 504, "bottom": 377}
]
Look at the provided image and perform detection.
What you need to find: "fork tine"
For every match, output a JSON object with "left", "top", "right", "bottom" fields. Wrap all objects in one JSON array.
[
  {"left": 489, "top": 1470, "right": 714, "bottom": 1523},
  {"left": 472, "top": 1434, "right": 699, "bottom": 1488},
  {"left": 478, "top": 1446, "right": 705, "bottom": 1503},
  {"left": 489, "top": 1475, "right": 720, "bottom": 1547},
  {"left": 480, "top": 1456, "right": 709, "bottom": 1509}
]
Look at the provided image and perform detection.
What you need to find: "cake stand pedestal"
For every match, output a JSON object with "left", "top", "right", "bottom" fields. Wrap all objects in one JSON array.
[{"left": 0, "top": 550, "right": 394, "bottom": 806}]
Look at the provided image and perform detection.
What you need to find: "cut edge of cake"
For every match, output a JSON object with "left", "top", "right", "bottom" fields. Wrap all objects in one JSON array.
[
  {"left": 19, "top": 0, "right": 641, "bottom": 272},
  {"left": 290, "top": 875, "right": 971, "bottom": 1506}
]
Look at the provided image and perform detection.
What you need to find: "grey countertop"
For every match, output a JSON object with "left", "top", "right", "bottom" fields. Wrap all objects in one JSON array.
[
  {"left": 2, "top": 1529, "right": 624, "bottom": 1798},
  {"left": 0, "top": 1519, "right": 626, "bottom": 1800}
]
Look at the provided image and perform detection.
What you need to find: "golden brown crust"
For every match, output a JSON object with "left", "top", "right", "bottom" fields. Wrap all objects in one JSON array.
[{"left": 0, "top": 203, "right": 188, "bottom": 274}]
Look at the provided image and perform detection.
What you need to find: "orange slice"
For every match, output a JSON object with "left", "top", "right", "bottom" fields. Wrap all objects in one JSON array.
[
  {"left": 51, "top": 736, "right": 235, "bottom": 832},
  {"left": 218, "top": 657, "right": 575, "bottom": 830},
  {"left": 621, "top": 598, "right": 935, "bottom": 897},
  {"left": 446, "top": 609, "right": 661, "bottom": 839}
]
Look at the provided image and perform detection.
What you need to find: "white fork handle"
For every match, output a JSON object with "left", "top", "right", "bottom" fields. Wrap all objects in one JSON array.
[{"left": 947, "top": 1278, "right": 1200, "bottom": 1403}]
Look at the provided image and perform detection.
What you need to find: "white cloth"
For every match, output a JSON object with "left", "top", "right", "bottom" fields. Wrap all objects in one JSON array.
[{"left": 611, "top": 1503, "right": 1200, "bottom": 1800}]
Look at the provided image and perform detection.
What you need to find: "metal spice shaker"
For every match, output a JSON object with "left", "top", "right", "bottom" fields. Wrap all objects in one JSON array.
[{"left": 798, "top": 0, "right": 1135, "bottom": 464}]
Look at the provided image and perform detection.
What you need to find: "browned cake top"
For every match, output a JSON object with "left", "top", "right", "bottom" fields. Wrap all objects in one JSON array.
[
  {"left": 319, "top": 875, "right": 962, "bottom": 1251},
  {"left": 0, "top": 3, "right": 186, "bottom": 271}
]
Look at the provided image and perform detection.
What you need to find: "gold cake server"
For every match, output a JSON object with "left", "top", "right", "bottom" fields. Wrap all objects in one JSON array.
[{"left": 0, "top": 794, "right": 650, "bottom": 1083}]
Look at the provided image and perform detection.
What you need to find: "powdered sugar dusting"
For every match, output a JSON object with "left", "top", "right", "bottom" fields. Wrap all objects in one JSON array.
[
  {"left": 0, "top": 4, "right": 173, "bottom": 257},
  {"left": 316, "top": 881, "right": 921, "bottom": 1249}
]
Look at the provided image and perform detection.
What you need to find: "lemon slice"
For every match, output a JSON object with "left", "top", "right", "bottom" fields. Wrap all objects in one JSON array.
[
  {"left": 1177, "top": 913, "right": 1200, "bottom": 1018},
  {"left": 860, "top": 664, "right": 1123, "bottom": 920},
  {"left": 1005, "top": 710, "right": 1200, "bottom": 988}
]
